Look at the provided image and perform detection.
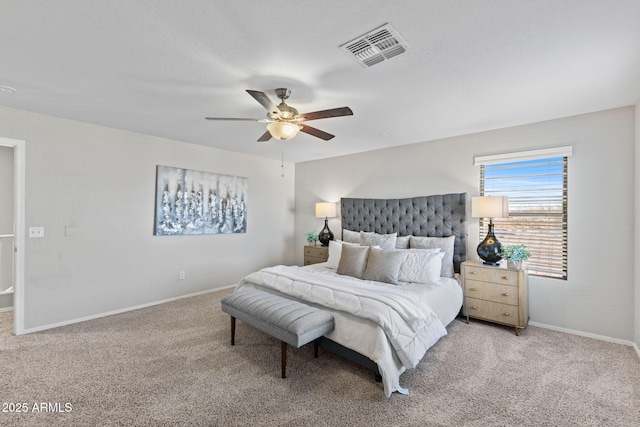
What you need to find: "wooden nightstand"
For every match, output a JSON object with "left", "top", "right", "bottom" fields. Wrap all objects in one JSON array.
[
  {"left": 303, "top": 245, "right": 329, "bottom": 265},
  {"left": 461, "top": 260, "right": 529, "bottom": 336}
]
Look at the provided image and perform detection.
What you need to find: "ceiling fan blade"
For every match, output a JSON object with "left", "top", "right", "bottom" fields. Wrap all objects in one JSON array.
[
  {"left": 205, "top": 117, "right": 262, "bottom": 121},
  {"left": 295, "top": 107, "right": 353, "bottom": 122},
  {"left": 257, "top": 131, "right": 272, "bottom": 142},
  {"left": 299, "top": 124, "right": 335, "bottom": 141},
  {"left": 246, "top": 90, "right": 281, "bottom": 116}
]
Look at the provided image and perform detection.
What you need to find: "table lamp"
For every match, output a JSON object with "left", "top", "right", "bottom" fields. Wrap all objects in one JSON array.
[{"left": 472, "top": 196, "right": 509, "bottom": 265}]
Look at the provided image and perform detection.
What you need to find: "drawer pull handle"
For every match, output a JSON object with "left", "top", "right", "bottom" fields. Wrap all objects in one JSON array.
[
  {"left": 469, "top": 271, "right": 477, "bottom": 275},
  {"left": 471, "top": 306, "right": 478, "bottom": 310},
  {"left": 501, "top": 276, "right": 509, "bottom": 280},
  {"left": 503, "top": 313, "right": 510, "bottom": 317},
  {"left": 502, "top": 292, "right": 509, "bottom": 296},
  {"left": 470, "top": 288, "right": 477, "bottom": 291}
]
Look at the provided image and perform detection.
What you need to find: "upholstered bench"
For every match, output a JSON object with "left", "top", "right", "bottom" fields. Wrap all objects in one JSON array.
[{"left": 220, "top": 289, "right": 334, "bottom": 378}]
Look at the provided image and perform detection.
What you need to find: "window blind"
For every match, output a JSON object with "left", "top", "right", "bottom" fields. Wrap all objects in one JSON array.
[{"left": 480, "top": 156, "right": 568, "bottom": 279}]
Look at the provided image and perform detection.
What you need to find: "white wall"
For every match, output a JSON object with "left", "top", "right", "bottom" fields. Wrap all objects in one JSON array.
[
  {"left": 0, "top": 106, "right": 295, "bottom": 331},
  {"left": 295, "top": 107, "right": 636, "bottom": 342}
]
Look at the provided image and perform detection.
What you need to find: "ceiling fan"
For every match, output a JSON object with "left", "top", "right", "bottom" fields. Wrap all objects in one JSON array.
[{"left": 205, "top": 88, "right": 353, "bottom": 142}]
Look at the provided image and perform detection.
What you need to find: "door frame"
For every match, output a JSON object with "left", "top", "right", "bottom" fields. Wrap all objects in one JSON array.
[{"left": 0, "top": 137, "right": 25, "bottom": 335}]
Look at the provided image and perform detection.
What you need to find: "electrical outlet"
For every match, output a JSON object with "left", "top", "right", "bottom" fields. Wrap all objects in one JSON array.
[
  {"left": 28, "top": 227, "right": 45, "bottom": 238},
  {"left": 179, "top": 271, "right": 185, "bottom": 280}
]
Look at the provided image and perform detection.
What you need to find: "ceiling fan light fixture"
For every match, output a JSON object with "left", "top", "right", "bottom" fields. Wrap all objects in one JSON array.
[
  {"left": 206, "top": 88, "right": 351, "bottom": 142},
  {"left": 267, "top": 122, "right": 300, "bottom": 140}
]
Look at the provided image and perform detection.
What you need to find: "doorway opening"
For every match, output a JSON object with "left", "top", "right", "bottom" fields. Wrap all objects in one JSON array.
[{"left": 0, "top": 137, "right": 25, "bottom": 335}]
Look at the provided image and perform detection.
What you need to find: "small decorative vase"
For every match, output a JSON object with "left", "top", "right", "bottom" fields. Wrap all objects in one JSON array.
[{"left": 507, "top": 260, "right": 522, "bottom": 270}]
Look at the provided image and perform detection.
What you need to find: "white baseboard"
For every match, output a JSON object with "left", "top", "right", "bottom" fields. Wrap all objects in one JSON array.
[
  {"left": 529, "top": 321, "right": 638, "bottom": 357},
  {"left": 0, "top": 306, "right": 14, "bottom": 313},
  {"left": 19, "top": 285, "right": 235, "bottom": 335}
]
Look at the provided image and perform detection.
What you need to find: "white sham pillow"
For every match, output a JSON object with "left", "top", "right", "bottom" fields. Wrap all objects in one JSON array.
[
  {"left": 398, "top": 249, "right": 444, "bottom": 284},
  {"left": 342, "top": 229, "right": 361, "bottom": 244},
  {"left": 409, "top": 235, "right": 456, "bottom": 278},
  {"left": 360, "top": 231, "right": 397, "bottom": 250},
  {"left": 326, "top": 240, "right": 342, "bottom": 268},
  {"left": 395, "top": 235, "right": 411, "bottom": 249}
]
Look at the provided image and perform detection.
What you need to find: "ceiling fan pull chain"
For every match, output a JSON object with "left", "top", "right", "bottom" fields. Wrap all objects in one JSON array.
[{"left": 281, "top": 141, "right": 285, "bottom": 178}]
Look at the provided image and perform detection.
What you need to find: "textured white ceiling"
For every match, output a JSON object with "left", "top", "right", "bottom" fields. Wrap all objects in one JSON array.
[{"left": 1, "top": 0, "right": 639, "bottom": 163}]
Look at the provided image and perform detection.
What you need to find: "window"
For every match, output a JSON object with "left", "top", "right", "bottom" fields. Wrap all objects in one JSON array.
[{"left": 475, "top": 147, "right": 571, "bottom": 280}]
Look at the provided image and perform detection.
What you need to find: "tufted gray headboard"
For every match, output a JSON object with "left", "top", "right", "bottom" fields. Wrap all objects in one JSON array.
[{"left": 341, "top": 193, "right": 468, "bottom": 273}]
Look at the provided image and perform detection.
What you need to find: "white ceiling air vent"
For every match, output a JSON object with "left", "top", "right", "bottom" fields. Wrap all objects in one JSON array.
[{"left": 340, "top": 23, "right": 409, "bottom": 67}]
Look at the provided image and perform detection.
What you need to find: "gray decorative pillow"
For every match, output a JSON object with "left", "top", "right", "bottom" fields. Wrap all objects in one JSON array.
[
  {"left": 409, "top": 235, "right": 456, "bottom": 278},
  {"left": 396, "top": 235, "right": 411, "bottom": 249},
  {"left": 342, "top": 229, "right": 361, "bottom": 244},
  {"left": 337, "top": 244, "right": 370, "bottom": 279},
  {"left": 360, "top": 231, "right": 397, "bottom": 250},
  {"left": 326, "top": 240, "right": 359, "bottom": 269},
  {"left": 363, "top": 248, "right": 405, "bottom": 285}
]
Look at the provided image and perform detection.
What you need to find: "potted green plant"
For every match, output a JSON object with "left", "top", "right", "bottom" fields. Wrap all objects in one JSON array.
[
  {"left": 305, "top": 231, "right": 319, "bottom": 246},
  {"left": 499, "top": 244, "right": 530, "bottom": 270}
]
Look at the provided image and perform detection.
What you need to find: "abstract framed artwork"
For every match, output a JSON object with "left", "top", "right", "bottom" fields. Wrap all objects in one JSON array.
[{"left": 154, "top": 166, "right": 247, "bottom": 236}]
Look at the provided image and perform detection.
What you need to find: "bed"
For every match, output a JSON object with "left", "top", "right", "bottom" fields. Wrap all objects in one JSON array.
[{"left": 235, "top": 193, "right": 468, "bottom": 396}]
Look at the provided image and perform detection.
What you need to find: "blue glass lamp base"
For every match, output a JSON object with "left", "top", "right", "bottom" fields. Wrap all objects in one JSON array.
[{"left": 477, "top": 223, "right": 502, "bottom": 266}]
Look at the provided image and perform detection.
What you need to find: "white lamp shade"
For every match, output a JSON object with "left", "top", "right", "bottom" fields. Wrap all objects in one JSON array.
[
  {"left": 315, "top": 202, "right": 337, "bottom": 218},
  {"left": 267, "top": 122, "right": 300, "bottom": 140},
  {"left": 471, "top": 196, "right": 509, "bottom": 218}
]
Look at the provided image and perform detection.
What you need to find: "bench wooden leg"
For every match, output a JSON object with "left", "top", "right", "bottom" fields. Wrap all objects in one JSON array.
[
  {"left": 281, "top": 341, "right": 287, "bottom": 379},
  {"left": 230, "top": 316, "right": 236, "bottom": 345}
]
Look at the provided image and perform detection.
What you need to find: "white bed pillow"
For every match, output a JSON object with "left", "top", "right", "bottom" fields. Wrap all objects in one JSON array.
[
  {"left": 409, "top": 235, "right": 456, "bottom": 278},
  {"left": 395, "top": 235, "right": 411, "bottom": 249},
  {"left": 342, "top": 229, "right": 361, "bottom": 244},
  {"left": 337, "top": 244, "right": 370, "bottom": 279},
  {"left": 326, "top": 240, "right": 342, "bottom": 268},
  {"left": 363, "top": 247, "right": 405, "bottom": 285},
  {"left": 326, "top": 240, "right": 358, "bottom": 269},
  {"left": 398, "top": 249, "right": 444, "bottom": 284},
  {"left": 360, "top": 231, "right": 397, "bottom": 250}
]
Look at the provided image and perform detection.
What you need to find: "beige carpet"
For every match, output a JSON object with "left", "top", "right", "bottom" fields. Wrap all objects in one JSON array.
[{"left": 1, "top": 288, "right": 638, "bottom": 427}]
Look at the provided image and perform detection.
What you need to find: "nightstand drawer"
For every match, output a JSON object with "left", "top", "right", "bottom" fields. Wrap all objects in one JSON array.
[
  {"left": 304, "top": 246, "right": 328, "bottom": 258},
  {"left": 303, "top": 245, "right": 329, "bottom": 266},
  {"left": 464, "top": 266, "right": 518, "bottom": 286},
  {"left": 465, "top": 297, "right": 519, "bottom": 326},
  {"left": 464, "top": 279, "right": 519, "bottom": 306}
]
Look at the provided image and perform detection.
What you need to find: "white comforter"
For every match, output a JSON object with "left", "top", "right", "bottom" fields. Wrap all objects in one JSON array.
[{"left": 236, "top": 265, "right": 450, "bottom": 396}]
